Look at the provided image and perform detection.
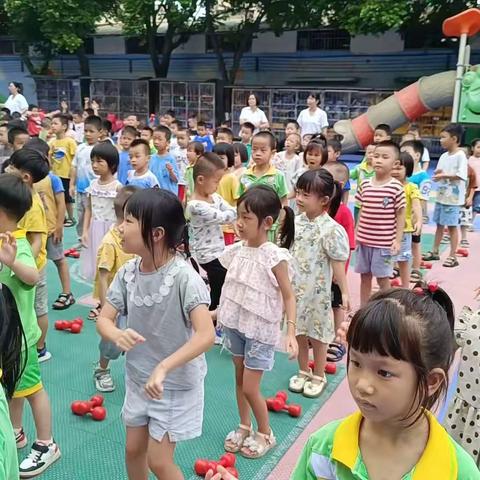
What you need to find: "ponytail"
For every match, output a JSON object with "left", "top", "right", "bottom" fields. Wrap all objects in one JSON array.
[
  {"left": 278, "top": 206, "right": 295, "bottom": 250},
  {"left": 328, "top": 180, "right": 342, "bottom": 218}
]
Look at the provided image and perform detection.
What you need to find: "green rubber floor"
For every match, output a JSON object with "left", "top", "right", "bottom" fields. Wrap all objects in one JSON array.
[{"left": 19, "top": 227, "right": 346, "bottom": 479}]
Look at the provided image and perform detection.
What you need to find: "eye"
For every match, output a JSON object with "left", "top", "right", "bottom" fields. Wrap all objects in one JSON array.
[
  {"left": 378, "top": 369, "right": 393, "bottom": 378},
  {"left": 349, "top": 359, "right": 360, "bottom": 368}
]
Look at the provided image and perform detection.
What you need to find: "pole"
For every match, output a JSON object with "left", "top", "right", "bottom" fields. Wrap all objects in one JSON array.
[{"left": 451, "top": 33, "right": 468, "bottom": 122}]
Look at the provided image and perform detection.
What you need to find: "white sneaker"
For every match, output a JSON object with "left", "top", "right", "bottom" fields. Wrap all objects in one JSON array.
[
  {"left": 15, "top": 428, "right": 28, "bottom": 449},
  {"left": 37, "top": 348, "right": 52, "bottom": 363},
  {"left": 214, "top": 327, "right": 223, "bottom": 345},
  {"left": 19, "top": 441, "right": 61, "bottom": 478},
  {"left": 94, "top": 365, "right": 116, "bottom": 392}
]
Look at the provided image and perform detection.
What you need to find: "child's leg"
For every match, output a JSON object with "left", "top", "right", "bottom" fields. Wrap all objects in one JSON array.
[
  {"left": 296, "top": 334, "right": 310, "bottom": 373},
  {"left": 360, "top": 273, "right": 372, "bottom": 306},
  {"left": 376, "top": 276, "right": 391, "bottom": 291},
  {"left": 147, "top": 435, "right": 183, "bottom": 480},
  {"left": 309, "top": 338, "right": 328, "bottom": 378},
  {"left": 125, "top": 426, "right": 149, "bottom": 480},
  {"left": 411, "top": 235, "right": 422, "bottom": 279},
  {"left": 447, "top": 225, "right": 459, "bottom": 257},
  {"left": 433, "top": 224, "right": 444, "bottom": 253},
  {"left": 54, "top": 258, "right": 72, "bottom": 295},
  {"left": 37, "top": 313, "right": 49, "bottom": 351},
  {"left": 27, "top": 389, "right": 53, "bottom": 441},
  {"left": 242, "top": 367, "right": 269, "bottom": 435},
  {"left": 397, "top": 261, "right": 410, "bottom": 288},
  {"left": 460, "top": 225, "right": 468, "bottom": 242},
  {"left": 200, "top": 259, "right": 226, "bottom": 311},
  {"left": 9, "top": 396, "right": 25, "bottom": 430},
  {"left": 232, "top": 356, "right": 252, "bottom": 428},
  {"left": 35, "top": 268, "right": 49, "bottom": 353},
  {"left": 332, "top": 307, "right": 344, "bottom": 335}
]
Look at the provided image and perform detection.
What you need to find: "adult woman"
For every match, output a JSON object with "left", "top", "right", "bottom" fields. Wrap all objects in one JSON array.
[
  {"left": 239, "top": 94, "right": 269, "bottom": 131},
  {"left": 4, "top": 82, "right": 28, "bottom": 117},
  {"left": 297, "top": 92, "right": 328, "bottom": 136}
]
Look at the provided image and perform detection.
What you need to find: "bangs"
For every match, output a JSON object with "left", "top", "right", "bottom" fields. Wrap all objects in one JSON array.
[
  {"left": 305, "top": 142, "right": 323, "bottom": 153},
  {"left": 296, "top": 170, "right": 324, "bottom": 195}
]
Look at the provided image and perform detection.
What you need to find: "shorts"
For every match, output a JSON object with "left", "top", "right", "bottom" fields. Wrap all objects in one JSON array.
[
  {"left": 355, "top": 244, "right": 393, "bottom": 278},
  {"left": 396, "top": 233, "right": 413, "bottom": 262},
  {"left": 60, "top": 177, "right": 74, "bottom": 204},
  {"left": 331, "top": 282, "right": 342, "bottom": 308},
  {"left": 412, "top": 234, "right": 421, "bottom": 244},
  {"left": 13, "top": 345, "right": 43, "bottom": 398},
  {"left": 46, "top": 235, "right": 64, "bottom": 261},
  {"left": 99, "top": 314, "right": 127, "bottom": 361},
  {"left": 459, "top": 207, "right": 473, "bottom": 227},
  {"left": 222, "top": 326, "right": 275, "bottom": 371},
  {"left": 122, "top": 376, "right": 204, "bottom": 443},
  {"left": 433, "top": 203, "right": 460, "bottom": 227},
  {"left": 34, "top": 268, "right": 48, "bottom": 317},
  {"left": 473, "top": 191, "right": 480, "bottom": 213}
]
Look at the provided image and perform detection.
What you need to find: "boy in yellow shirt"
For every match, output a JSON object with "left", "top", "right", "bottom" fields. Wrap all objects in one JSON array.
[{"left": 49, "top": 114, "right": 77, "bottom": 227}]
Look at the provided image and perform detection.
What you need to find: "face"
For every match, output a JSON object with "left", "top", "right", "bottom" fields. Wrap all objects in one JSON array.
[
  {"left": 407, "top": 130, "right": 420, "bottom": 140},
  {"left": 0, "top": 127, "right": 8, "bottom": 145},
  {"left": 120, "top": 213, "right": 145, "bottom": 255},
  {"left": 82, "top": 110, "right": 89, "bottom": 120},
  {"left": 302, "top": 134, "right": 312, "bottom": 149},
  {"left": 365, "top": 144, "right": 375, "bottom": 163},
  {"left": 285, "top": 134, "right": 299, "bottom": 152},
  {"left": 392, "top": 162, "right": 406, "bottom": 181},
  {"left": 372, "top": 145, "right": 398, "bottom": 174},
  {"left": 305, "top": 148, "right": 324, "bottom": 169},
  {"left": 234, "top": 150, "right": 242, "bottom": 168},
  {"left": 197, "top": 125, "right": 207, "bottom": 136},
  {"left": 236, "top": 202, "right": 269, "bottom": 241},
  {"left": 73, "top": 113, "right": 83, "bottom": 124},
  {"left": 400, "top": 145, "right": 419, "bottom": 164},
  {"left": 91, "top": 155, "right": 111, "bottom": 177},
  {"left": 176, "top": 131, "right": 189, "bottom": 148},
  {"left": 248, "top": 95, "right": 257, "bottom": 107},
  {"left": 440, "top": 131, "right": 455, "bottom": 150},
  {"left": 285, "top": 123, "right": 298, "bottom": 136},
  {"left": 164, "top": 114, "right": 174, "bottom": 126},
  {"left": 373, "top": 129, "right": 390, "bottom": 143},
  {"left": 13, "top": 133, "right": 29, "bottom": 151},
  {"left": 129, "top": 145, "right": 149, "bottom": 171},
  {"left": 251, "top": 136, "right": 274, "bottom": 167},
  {"left": 170, "top": 123, "right": 179, "bottom": 136},
  {"left": 216, "top": 132, "right": 232, "bottom": 144},
  {"left": 199, "top": 168, "right": 224, "bottom": 195},
  {"left": 84, "top": 124, "right": 101, "bottom": 145},
  {"left": 327, "top": 145, "right": 339, "bottom": 162},
  {"left": 140, "top": 129, "right": 153, "bottom": 141},
  {"left": 473, "top": 142, "right": 480, "bottom": 157},
  {"left": 31, "top": 107, "right": 39, "bottom": 116},
  {"left": 296, "top": 187, "right": 328, "bottom": 215},
  {"left": 348, "top": 349, "right": 420, "bottom": 424},
  {"left": 153, "top": 131, "right": 169, "bottom": 152},
  {"left": 120, "top": 133, "right": 136, "bottom": 150},
  {"left": 51, "top": 118, "right": 66, "bottom": 134},
  {"left": 307, "top": 95, "right": 318, "bottom": 107},
  {"left": 125, "top": 115, "right": 139, "bottom": 128},
  {"left": 187, "top": 147, "right": 198, "bottom": 164},
  {"left": 188, "top": 117, "right": 197, "bottom": 129},
  {"left": 240, "top": 127, "right": 252, "bottom": 143},
  {"left": 8, "top": 83, "right": 17, "bottom": 95}
]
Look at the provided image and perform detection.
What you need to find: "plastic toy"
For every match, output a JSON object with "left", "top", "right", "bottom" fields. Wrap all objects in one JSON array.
[
  {"left": 71, "top": 395, "right": 106, "bottom": 421},
  {"left": 194, "top": 453, "right": 237, "bottom": 477},
  {"left": 64, "top": 248, "right": 80, "bottom": 259},
  {"left": 456, "top": 248, "right": 469, "bottom": 257},
  {"left": 420, "top": 261, "right": 432, "bottom": 269},
  {"left": 266, "top": 392, "right": 302, "bottom": 417},
  {"left": 54, "top": 318, "right": 83, "bottom": 333},
  {"left": 308, "top": 360, "right": 337, "bottom": 374},
  {"left": 390, "top": 278, "right": 401, "bottom": 287}
]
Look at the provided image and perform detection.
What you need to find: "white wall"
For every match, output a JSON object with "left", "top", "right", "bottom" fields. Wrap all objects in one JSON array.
[
  {"left": 94, "top": 36, "right": 125, "bottom": 55},
  {"left": 351, "top": 30, "right": 404, "bottom": 54},
  {"left": 173, "top": 34, "right": 206, "bottom": 54},
  {"left": 252, "top": 31, "right": 297, "bottom": 53}
]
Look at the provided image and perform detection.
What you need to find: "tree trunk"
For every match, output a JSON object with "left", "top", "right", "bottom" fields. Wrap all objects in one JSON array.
[
  {"left": 205, "top": 0, "right": 229, "bottom": 83},
  {"left": 76, "top": 45, "right": 90, "bottom": 77},
  {"left": 147, "top": 27, "right": 161, "bottom": 78}
]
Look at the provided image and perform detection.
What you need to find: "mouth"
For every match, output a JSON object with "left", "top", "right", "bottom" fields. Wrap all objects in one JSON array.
[{"left": 355, "top": 397, "right": 376, "bottom": 410}]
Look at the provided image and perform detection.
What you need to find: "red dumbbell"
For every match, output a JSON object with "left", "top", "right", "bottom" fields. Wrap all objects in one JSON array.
[
  {"left": 308, "top": 360, "right": 337, "bottom": 374},
  {"left": 266, "top": 392, "right": 302, "bottom": 417},
  {"left": 456, "top": 248, "right": 469, "bottom": 257},
  {"left": 64, "top": 248, "right": 80, "bottom": 259},
  {"left": 420, "top": 261, "right": 432, "bottom": 269},
  {"left": 54, "top": 319, "right": 83, "bottom": 334},
  {"left": 390, "top": 278, "right": 401, "bottom": 287},
  {"left": 71, "top": 395, "right": 106, "bottom": 421},
  {"left": 194, "top": 453, "right": 237, "bottom": 477}
]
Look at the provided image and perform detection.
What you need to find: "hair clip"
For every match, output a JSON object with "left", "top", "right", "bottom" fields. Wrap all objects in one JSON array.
[{"left": 427, "top": 282, "right": 439, "bottom": 293}]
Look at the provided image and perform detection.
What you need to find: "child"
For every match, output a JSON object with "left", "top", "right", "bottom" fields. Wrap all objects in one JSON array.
[
  {"left": 0, "top": 122, "right": 12, "bottom": 165},
  {"left": 173, "top": 126, "right": 189, "bottom": 180},
  {"left": 459, "top": 164, "right": 477, "bottom": 248},
  {"left": 327, "top": 139, "right": 350, "bottom": 203},
  {"left": 232, "top": 142, "right": 247, "bottom": 179},
  {"left": 72, "top": 110, "right": 85, "bottom": 144},
  {"left": 92, "top": 186, "right": 138, "bottom": 391},
  {"left": 70, "top": 115, "right": 102, "bottom": 245},
  {"left": 292, "top": 286, "right": 480, "bottom": 479},
  {"left": 277, "top": 119, "right": 300, "bottom": 152},
  {"left": 81, "top": 141, "right": 122, "bottom": 281},
  {"left": 193, "top": 121, "right": 214, "bottom": 152},
  {"left": 8, "top": 126, "right": 29, "bottom": 152},
  {"left": 423, "top": 124, "right": 468, "bottom": 268},
  {"left": 239, "top": 122, "right": 254, "bottom": 160},
  {"left": 97, "top": 188, "right": 214, "bottom": 479},
  {"left": 289, "top": 169, "right": 350, "bottom": 397},
  {"left": 215, "top": 127, "right": 234, "bottom": 145},
  {"left": 468, "top": 137, "right": 480, "bottom": 228},
  {"left": 39, "top": 117, "right": 53, "bottom": 143},
  {"left": 185, "top": 141, "right": 205, "bottom": 199},
  {"left": 150, "top": 126, "right": 180, "bottom": 194},
  {"left": 373, "top": 123, "right": 392, "bottom": 143},
  {"left": 126, "top": 139, "right": 159, "bottom": 189},
  {"left": 117, "top": 125, "right": 138, "bottom": 185},
  {"left": 392, "top": 152, "right": 422, "bottom": 287},
  {"left": 0, "top": 174, "right": 60, "bottom": 477},
  {"left": 408, "top": 123, "right": 431, "bottom": 171},
  {"left": 49, "top": 114, "right": 77, "bottom": 226},
  {"left": 26, "top": 105, "right": 47, "bottom": 137},
  {"left": 219, "top": 185, "right": 297, "bottom": 458},
  {"left": 273, "top": 132, "right": 303, "bottom": 194},
  {"left": 355, "top": 141, "right": 406, "bottom": 305},
  {"left": 186, "top": 154, "right": 236, "bottom": 313}
]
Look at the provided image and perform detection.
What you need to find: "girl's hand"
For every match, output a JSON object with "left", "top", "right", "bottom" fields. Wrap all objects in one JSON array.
[
  {"left": 0, "top": 232, "right": 17, "bottom": 267},
  {"left": 81, "top": 233, "right": 89, "bottom": 247},
  {"left": 115, "top": 328, "right": 145, "bottom": 352},
  {"left": 285, "top": 333, "right": 298, "bottom": 360},
  {"left": 341, "top": 294, "right": 351, "bottom": 312},
  {"left": 335, "top": 320, "right": 351, "bottom": 346},
  {"left": 205, "top": 465, "right": 237, "bottom": 480},
  {"left": 145, "top": 364, "right": 166, "bottom": 400}
]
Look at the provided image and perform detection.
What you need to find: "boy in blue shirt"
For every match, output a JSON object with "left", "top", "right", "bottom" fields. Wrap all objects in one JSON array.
[
  {"left": 150, "top": 125, "right": 180, "bottom": 194},
  {"left": 193, "top": 121, "right": 213, "bottom": 152},
  {"left": 116, "top": 126, "right": 138, "bottom": 185}
]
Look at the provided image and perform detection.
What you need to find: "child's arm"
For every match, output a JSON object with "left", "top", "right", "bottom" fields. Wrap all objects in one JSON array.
[
  {"left": 272, "top": 260, "right": 298, "bottom": 359},
  {"left": 145, "top": 304, "right": 215, "bottom": 399},
  {"left": 280, "top": 195, "right": 288, "bottom": 207},
  {"left": 392, "top": 206, "right": 406, "bottom": 255},
  {"left": 166, "top": 161, "right": 178, "bottom": 183},
  {"left": 26, "top": 232, "right": 42, "bottom": 258},
  {"left": 191, "top": 202, "right": 236, "bottom": 225},
  {"left": 412, "top": 197, "right": 422, "bottom": 235},
  {"left": 69, "top": 166, "right": 77, "bottom": 199},
  {"left": 0, "top": 232, "right": 39, "bottom": 285},
  {"left": 81, "top": 196, "right": 92, "bottom": 246},
  {"left": 97, "top": 269, "right": 110, "bottom": 307},
  {"left": 331, "top": 260, "right": 350, "bottom": 311},
  {"left": 53, "top": 191, "right": 66, "bottom": 244}
]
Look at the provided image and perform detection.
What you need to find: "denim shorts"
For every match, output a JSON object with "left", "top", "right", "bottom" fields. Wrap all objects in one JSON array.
[
  {"left": 433, "top": 203, "right": 460, "bottom": 227},
  {"left": 473, "top": 191, "right": 480, "bottom": 214},
  {"left": 223, "top": 326, "right": 275, "bottom": 371},
  {"left": 99, "top": 314, "right": 127, "bottom": 361},
  {"left": 355, "top": 244, "right": 393, "bottom": 279},
  {"left": 396, "top": 233, "right": 413, "bottom": 262}
]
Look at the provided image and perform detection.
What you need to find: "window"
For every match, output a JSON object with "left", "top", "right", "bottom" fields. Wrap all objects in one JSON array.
[
  {"left": 297, "top": 29, "right": 350, "bottom": 51},
  {"left": 403, "top": 27, "right": 452, "bottom": 49},
  {"left": 206, "top": 33, "right": 251, "bottom": 53},
  {"left": 125, "top": 36, "right": 165, "bottom": 54},
  {"left": 84, "top": 38, "right": 94, "bottom": 55},
  {"left": 0, "top": 38, "right": 15, "bottom": 55}
]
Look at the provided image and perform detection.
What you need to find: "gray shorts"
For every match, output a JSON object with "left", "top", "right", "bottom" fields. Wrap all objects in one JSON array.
[
  {"left": 99, "top": 314, "right": 126, "bottom": 361},
  {"left": 355, "top": 243, "right": 393, "bottom": 279},
  {"left": 46, "top": 235, "right": 64, "bottom": 262},
  {"left": 396, "top": 233, "right": 413, "bottom": 262},
  {"left": 34, "top": 268, "right": 48, "bottom": 317},
  {"left": 122, "top": 376, "right": 204, "bottom": 443},
  {"left": 222, "top": 326, "right": 275, "bottom": 371}
]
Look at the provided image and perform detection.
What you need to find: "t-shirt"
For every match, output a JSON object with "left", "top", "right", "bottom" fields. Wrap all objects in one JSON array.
[
  {"left": 468, "top": 155, "right": 480, "bottom": 192},
  {"left": 334, "top": 203, "right": 355, "bottom": 269},
  {"left": 422, "top": 146, "right": 431, "bottom": 166},
  {"left": 150, "top": 153, "right": 180, "bottom": 194},
  {"left": 408, "top": 169, "right": 432, "bottom": 201},
  {"left": 239, "top": 107, "right": 268, "bottom": 131},
  {"left": 350, "top": 159, "right": 375, "bottom": 208},
  {"left": 467, "top": 165, "right": 477, "bottom": 201},
  {"left": 403, "top": 182, "right": 421, "bottom": 233},
  {"left": 192, "top": 134, "right": 213, "bottom": 152},
  {"left": 291, "top": 411, "right": 480, "bottom": 480},
  {"left": 172, "top": 147, "right": 188, "bottom": 181},
  {"left": 117, "top": 150, "right": 131, "bottom": 185},
  {"left": 106, "top": 255, "right": 211, "bottom": 390},
  {"left": 0, "top": 372, "right": 18, "bottom": 480},
  {"left": 34, "top": 173, "right": 64, "bottom": 235},
  {"left": 72, "top": 122, "right": 84, "bottom": 144},
  {"left": 18, "top": 191, "right": 48, "bottom": 270},
  {"left": 186, "top": 193, "right": 237, "bottom": 264},
  {"left": 356, "top": 178, "right": 406, "bottom": 249},
  {"left": 272, "top": 151, "right": 304, "bottom": 192},
  {"left": 238, "top": 165, "right": 289, "bottom": 199},
  {"left": 72, "top": 143, "right": 96, "bottom": 193},
  {"left": 297, "top": 108, "right": 329, "bottom": 135},
  {"left": 126, "top": 169, "right": 159, "bottom": 189},
  {"left": 184, "top": 164, "right": 194, "bottom": 198},
  {"left": 0, "top": 230, "right": 41, "bottom": 348},
  {"left": 4, "top": 94, "right": 28, "bottom": 115},
  {"left": 27, "top": 112, "right": 45, "bottom": 137},
  {"left": 436, "top": 149, "right": 468, "bottom": 206},
  {"left": 217, "top": 172, "right": 239, "bottom": 235},
  {"left": 49, "top": 137, "right": 77, "bottom": 179}
]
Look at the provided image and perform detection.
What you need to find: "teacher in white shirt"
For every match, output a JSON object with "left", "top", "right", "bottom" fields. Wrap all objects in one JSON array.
[
  {"left": 239, "top": 93, "right": 269, "bottom": 131},
  {"left": 297, "top": 92, "right": 328, "bottom": 136},
  {"left": 4, "top": 82, "right": 28, "bottom": 117}
]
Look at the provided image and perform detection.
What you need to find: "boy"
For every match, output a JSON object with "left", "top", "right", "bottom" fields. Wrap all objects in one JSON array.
[
  {"left": 188, "top": 113, "right": 198, "bottom": 135},
  {"left": 140, "top": 126, "right": 156, "bottom": 154},
  {"left": 0, "top": 173, "right": 60, "bottom": 476},
  {"left": 150, "top": 125, "right": 180, "bottom": 194},
  {"left": 277, "top": 120, "right": 300, "bottom": 152},
  {"left": 239, "top": 121, "right": 254, "bottom": 160},
  {"left": 72, "top": 110, "right": 85, "bottom": 144},
  {"left": 327, "top": 139, "right": 350, "bottom": 204},
  {"left": 117, "top": 125, "right": 138, "bottom": 185},
  {"left": 39, "top": 117, "right": 53, "bottom": 143},
  {"left": 407, "top": 124, "right": 430, "bottom": 171},
  {"left": 459, "top": 164, "right": 477, "bottom": 248},
  {"left": 193, "top": 121, "right": 214, "bottom": 152},
  {"left": 350, "top": 144, "right": 375, "bottom": 223},
  {"left": 49, "top": 114, "right": 77, "bottom": 226},
  {"left": 214, "top": 127, "right": 234, "bottom": 144},
  {"left": 26, "top": 105, "right": 47, "bottom": 137},
  {"left": 173, "top": 126, "right": 189, "bottom": 179},
  {"left": 8, "top": 126, "right": 29, "bottom": 152},
  {"left": 126, "top": 139, "right": 159, "bottom": 189},
  {"left": 355, "top": 141, "right": 406, "bottom": 305},
  {"left": 70, "top": 115, "right": 102, "bottom": 244},
  {"left": 0, "top": 122, "right": 12, "bottom": 165},
  {"left": 423, "top": 124, "right": 468, "bottom": 268},
  {"left": 93, "top": 186, "right": 138, "bottom": 392},
  {"left": 373, "top": 123, "right": 392, "bottom": 144}
]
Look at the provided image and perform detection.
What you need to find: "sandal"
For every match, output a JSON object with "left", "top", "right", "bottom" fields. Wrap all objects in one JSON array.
[
  {"left": 460, "top": 240, "right": 470, "bottom": 248},
  {"left": 327, "top": 343, "right": 346, "bottom": 362},
  {"left": 88, "top": 303, "right": 101, "bottom": 321},
  {"left": 303, "top": 375, "right": 327, "bottom": 398},
  {"left": 389, "top": 267, "right": 400, "bottom": 280},
  {"left": 240, "top": 430, "right": 276, "bottom": 459},
  {"left": 443, "top": 256, "right": 459, "bottom": 268},
  {"left": 224, "top": 424, "right": 252, "bottom": 453},
  {"left": 52, "top": 292, "right": 75, "bottom": 310},
  {"left": 409, "top": 269, "right": 422, "bottom": 283},
  {"left": 422, "top": 251, "right": 440, "bottom": 261},
  {"left": 288, "top": 370, "right": 311, "bottom": 393}
]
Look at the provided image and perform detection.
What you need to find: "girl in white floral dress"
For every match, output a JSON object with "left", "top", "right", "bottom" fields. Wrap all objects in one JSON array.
[{"left": 289, "top": 169, "right": 351, "bottom": 398}]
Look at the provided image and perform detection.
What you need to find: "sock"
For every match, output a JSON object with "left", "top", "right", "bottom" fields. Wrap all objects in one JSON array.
[{"left": 36, "top": 438, "right": 53, "bottom": 446}]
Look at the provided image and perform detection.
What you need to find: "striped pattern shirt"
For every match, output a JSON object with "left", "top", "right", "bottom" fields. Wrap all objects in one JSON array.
[{"left": 356, "top": 178, "right": 406, "bottom": 248}]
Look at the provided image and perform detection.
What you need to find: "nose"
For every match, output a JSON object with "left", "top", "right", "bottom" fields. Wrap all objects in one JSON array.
[{"left": 355, "top": 374, "right": 375, "bottom": 397}]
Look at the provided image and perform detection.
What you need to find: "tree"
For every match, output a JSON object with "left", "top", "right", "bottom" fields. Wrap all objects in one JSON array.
[{"left": 119, "top": 0, "right": 204, "bottom": 78}]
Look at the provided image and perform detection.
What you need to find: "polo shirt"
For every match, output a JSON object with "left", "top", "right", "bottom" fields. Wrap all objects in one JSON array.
[{"left": 238, "top": 165, "right": 288, "bottom": 199}]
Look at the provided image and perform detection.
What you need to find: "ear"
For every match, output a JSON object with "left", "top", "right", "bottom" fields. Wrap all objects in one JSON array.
[
  {"left": 152, "top": 227, "right": 165, "bottom": 244},
  {"left": 263, "top": 215, "right": 274, "bottom": 230},
  {"left": 22, "top": 171, "right": 32, "bottom": 184},
  {"left": 426, "top": 368, "right": 446, "bottom": 397}
]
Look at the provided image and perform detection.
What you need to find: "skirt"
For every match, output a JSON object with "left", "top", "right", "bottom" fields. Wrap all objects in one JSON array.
[{"left": 80, "top": 219, "right": 114, "bottom": 281}]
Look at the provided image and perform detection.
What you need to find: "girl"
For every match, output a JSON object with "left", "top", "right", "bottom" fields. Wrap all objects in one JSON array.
[
  {"left": 273, "top": 133, "right": 303, "bottom": 194},
  {"left": 184, "top": 141, "right": 205, "bottom": 200},
  {"left": 292, "top": 286, "right": 480, "bottom": 479},
  {"left": 81, "top": 141, "right": 122, "bottom": 281},
  {"left": 97, "top": 189, "right": 214, "bottom": 480},
  {"left": 232, "top": 142, "right": 248, "bottom": 179},
  {"left": 289, "top": 169, "right": 350, "bottom": 398},
  {"left": 218, "top": 185, "right": 298, "bottom": 459},
  {"left": 468, "top": 138, "right": 480, "bottom": 228}
]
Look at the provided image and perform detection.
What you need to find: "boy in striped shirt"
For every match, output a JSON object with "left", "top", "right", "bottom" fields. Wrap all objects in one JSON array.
[{"left": 355, "top": 141, "right": 406, "bottom": 305}]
